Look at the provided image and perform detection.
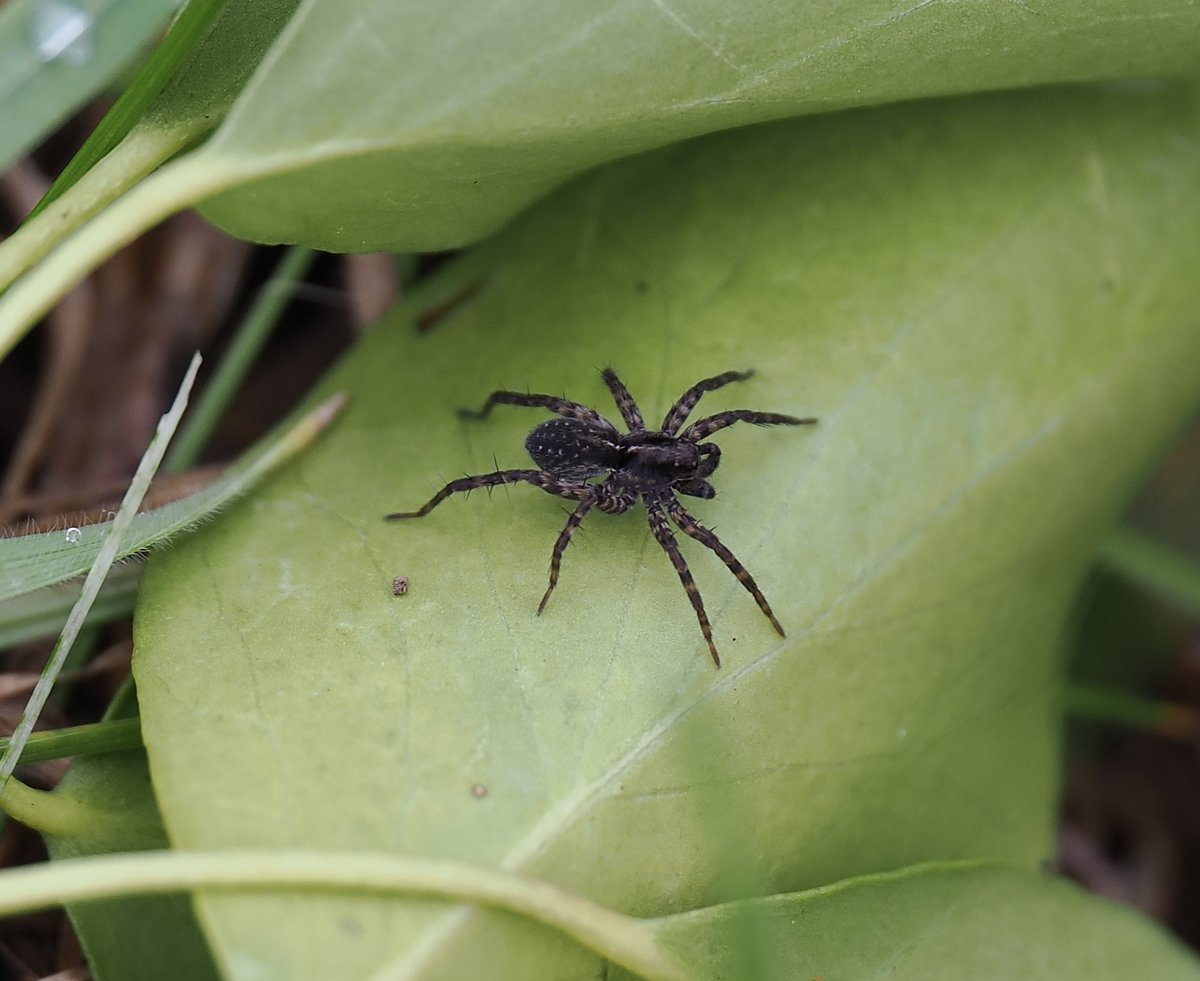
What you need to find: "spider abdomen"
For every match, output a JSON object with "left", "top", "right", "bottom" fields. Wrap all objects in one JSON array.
[{"left": 525, "top": 417, "right": 619, "bottom": 480}]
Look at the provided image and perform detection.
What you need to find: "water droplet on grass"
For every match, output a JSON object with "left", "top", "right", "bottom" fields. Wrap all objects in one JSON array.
[{"left": 30, "top": 1, "right": 94, "bottom": 65}]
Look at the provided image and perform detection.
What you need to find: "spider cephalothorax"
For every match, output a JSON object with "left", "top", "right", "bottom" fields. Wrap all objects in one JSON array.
[{"left": 386, "top": 368, "right": 816, "bottom": 666}]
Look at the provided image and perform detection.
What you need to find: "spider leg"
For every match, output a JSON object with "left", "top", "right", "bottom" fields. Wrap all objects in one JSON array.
[
  {"left": 682, "top": 410, "right": 817, "bottom": 442},
  {"left": 601, "top": 368, "right": 645, "bottom": 431},
  {"left": 665, "top": 496, "right": 785, "bottom": 637},
  {"left": 537, "top": 495, "right": 596, "bottom": 614},
  {"left": 646, "top": 497, "right": 721, "bottom": 667},
  {"left": 661, "top": 370, "right": 755, "bottom": 434},
  {"left": 458, "top": 390, "right": 610, "bottom": 426},
  {"left": 385, "top": 469, "right": 587, "bottom": 519}
]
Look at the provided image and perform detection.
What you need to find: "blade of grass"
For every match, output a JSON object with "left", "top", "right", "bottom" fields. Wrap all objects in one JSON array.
[
  {"left": 1065, "top": 682, "right": 1169, "bottom": 729},
  {"left": 166, "top": 244, "right": 316, "bottom": 470},
  {"left": 24, "top": 0, "right": 230, "bottom": 222},
  {"left": 1099, "top": 527, "right": 1200, "bottom": 616},
  {"left": 0, "top": 352, "right": 201, "bottom": 788},
  {"left": 0, "top": 390, "right": 347, "bottom": 602},
  {"left": 1065, "top": 682, "right": 1200, "bottom": 740},
  {"left": 0, "top": 564, "right": 139, "bottom": 648}
]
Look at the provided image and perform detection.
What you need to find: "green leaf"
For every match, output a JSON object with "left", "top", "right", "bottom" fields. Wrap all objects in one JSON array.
[
  {"left": 46, "top": 747, "right": 221, "bottom": 981},
  {"left": 632, "top": 862, "right": 1200, "bottom": 980},
  {"left": 133, "top": 84, "right": 1200, "bottom": 978},
  {"left": 0, "top": 352, "right": 200, "bottom": 788},
  {"left": 0, "top": 0, "right": 184, "bottom": 172},
  {"left": 192, "top": 0, "right": 1200, "bottom": 251},
  {"left": 140, "top": 0, "right": 300, "bottom": 129},
  {"left": 8, "top": 3, "right": 1200, "bottom": 357}
]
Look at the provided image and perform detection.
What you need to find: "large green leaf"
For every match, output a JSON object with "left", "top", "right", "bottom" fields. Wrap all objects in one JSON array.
[
  {"left": 46, "top": 748, "right": 221, "bottom": 981},
  {"left": 6, "top": 3, "right": 1200, "bottom": 361},
  {"left": 191, "top": 0, "right": 1200, "bottom": 251},
  {"left": 134, "top": 84, "right": 1200, "bottom": 978},
  {"left": 633, "top": 862, "right": 1200, "bottom": 980}
]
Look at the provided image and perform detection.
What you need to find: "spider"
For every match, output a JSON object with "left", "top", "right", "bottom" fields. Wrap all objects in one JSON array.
[{"left": 385, "top": 368, "right": 816, "bottom": 666}]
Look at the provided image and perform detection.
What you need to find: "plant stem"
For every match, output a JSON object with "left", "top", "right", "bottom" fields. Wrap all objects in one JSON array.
[
  {"left": 0, "top": 717, "right": 143, "bottom": 765},
  {"left": 0, "top": 851, "right": 688, "bottom": 981}
]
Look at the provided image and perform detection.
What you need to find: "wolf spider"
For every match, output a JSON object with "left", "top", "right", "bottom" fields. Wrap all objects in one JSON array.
[{"left": 386, "top": 368, "right": 816, "bottom": 666}]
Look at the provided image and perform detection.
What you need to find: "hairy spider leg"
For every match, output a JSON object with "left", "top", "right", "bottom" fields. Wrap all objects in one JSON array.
[
  {"left": 646, "top": 497, "right": 721, "bottom": 666},
  {"left": 457, "top": 391, "right": 611, "bottom": 427},
  {"left": 661, "top": 370, "right": 754, "bottom": 434},
  {"left": 537, "top": 496, "right": 597, "bottom": 614},
  {"left": 682, "top": 410, "right": 817, "bottom": 442},
  {"left": 665, "top": 496, "right": 785, "bottom": 637},
  {"left": 385, "top": 469, "right": 588, "bottom": 519},
  {"left": 601, "top": 368, "right": 645, "bottom": 431}
]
